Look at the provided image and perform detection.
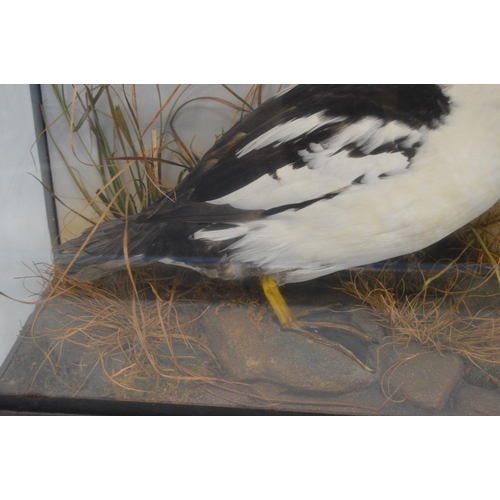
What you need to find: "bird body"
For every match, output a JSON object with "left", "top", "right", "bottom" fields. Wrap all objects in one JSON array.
[
  {"left": 56, "top": 84, "right": 500, "bottom": 286},
  {"left": 224, "top": 85, "right": 500, "bottom": 283}
]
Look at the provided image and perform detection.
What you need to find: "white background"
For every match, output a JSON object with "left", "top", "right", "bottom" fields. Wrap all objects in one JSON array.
[{"left": 0, "top": 85, "right": 53, "bottom": 367}]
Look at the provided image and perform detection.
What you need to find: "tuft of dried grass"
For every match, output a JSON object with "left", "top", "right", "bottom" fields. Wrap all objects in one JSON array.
[{"left": 28, "top": 264, "right": 226, "bottom": 393}]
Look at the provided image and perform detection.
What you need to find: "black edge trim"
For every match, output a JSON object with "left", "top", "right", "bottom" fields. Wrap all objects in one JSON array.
[{"left": 29, "top": 84, "right": 60, "bottom": 246}]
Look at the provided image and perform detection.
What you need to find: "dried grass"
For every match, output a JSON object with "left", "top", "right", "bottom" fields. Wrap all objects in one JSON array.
[
  {"left": 28, "top": 264, "right": 226, "bottom": 392},
  {"left": 47, "top": 84, "right": 279, "bottom": 232}
]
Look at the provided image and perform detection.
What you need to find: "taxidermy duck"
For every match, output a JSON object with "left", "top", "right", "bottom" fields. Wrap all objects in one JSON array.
[{"left": 54, "top": 84, "right": 500, "bottom": 372}]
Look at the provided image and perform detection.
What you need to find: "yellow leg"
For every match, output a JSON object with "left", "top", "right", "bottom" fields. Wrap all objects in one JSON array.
[{"left": 261, "top": 275, "right": 295, "bottom": 329}]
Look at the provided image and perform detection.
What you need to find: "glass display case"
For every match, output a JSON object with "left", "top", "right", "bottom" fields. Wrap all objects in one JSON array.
[{"left": 1, "top": 84, "right": 500, "bottom": 415}]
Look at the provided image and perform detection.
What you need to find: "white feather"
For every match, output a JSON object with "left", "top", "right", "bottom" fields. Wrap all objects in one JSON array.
[{"left": 236, "top": 113, "right": 344, "bottom": 158}]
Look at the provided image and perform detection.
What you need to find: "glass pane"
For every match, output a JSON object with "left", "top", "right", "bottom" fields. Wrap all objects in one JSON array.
[{"left": 2, "top": 84, "right": 500, "bottom": 415}]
